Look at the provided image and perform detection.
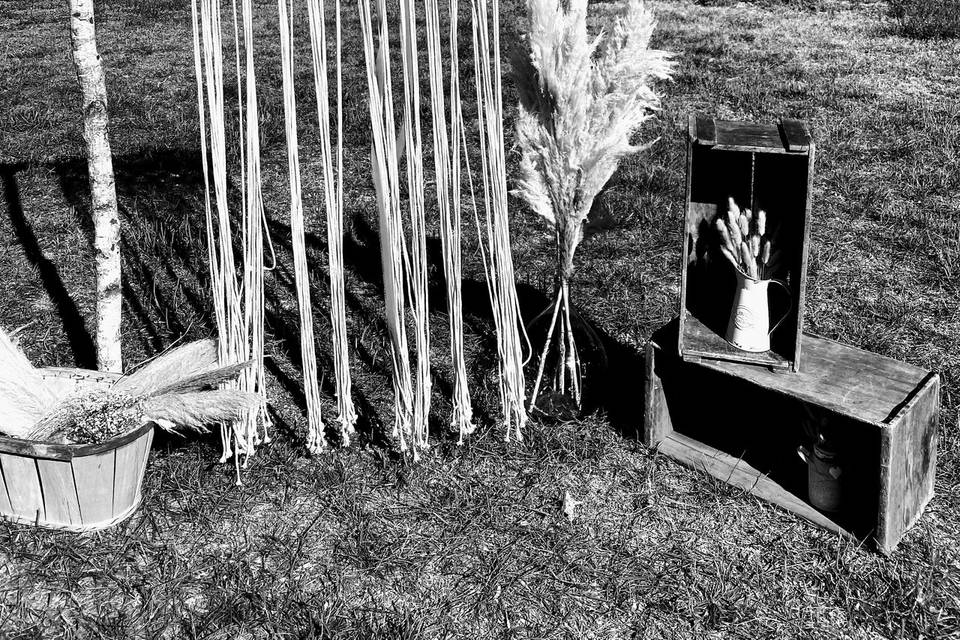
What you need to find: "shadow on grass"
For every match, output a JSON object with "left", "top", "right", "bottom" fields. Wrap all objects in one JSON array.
[
  {"left": 3, "top": 147, "right": 647, "bottom": 447},
  {"left": 0, "top": 163, "right": 97, "bottom": 368}
]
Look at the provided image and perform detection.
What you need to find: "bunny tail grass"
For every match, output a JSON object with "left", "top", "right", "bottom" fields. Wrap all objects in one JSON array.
[
  {"left": 142, "top": 391, "right": 263, "bottom": 432},
  {"left": 113, "top": 339, "right": 219, "bottom": 396}
]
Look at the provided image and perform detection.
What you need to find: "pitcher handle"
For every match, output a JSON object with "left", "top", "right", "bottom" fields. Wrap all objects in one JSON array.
[{"left": 767, "top": 279, "right": 792, "bottom": 336}]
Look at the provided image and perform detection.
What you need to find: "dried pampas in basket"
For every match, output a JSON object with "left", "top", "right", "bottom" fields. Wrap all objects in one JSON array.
[
  {"left": 0, "top": 333, "right": 263, "bottom": 446},
  {"left": 0, "top": 333, "right": 262, "bottom": 531}
]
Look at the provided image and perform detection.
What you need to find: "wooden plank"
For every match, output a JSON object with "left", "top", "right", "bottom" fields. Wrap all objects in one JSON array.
[
  {"left": 658, "top": 433, "right": 855, "bottom": 541},
  {"left": 643, "top": 341, "right": 672, "bottom": 445},
  {"left": 0, "top": 454, "right": 44, "bottom": 522},
  {"left": 877, "top": 374, "right": 939, "bottom": 554},
  {"left": 133, "top": 429, "right": 154, "bottom": 505},
  {"left": 0, "top": 455, "right": 15, "bottom": 515},
  {"left": 678, "top": 123, "right": 696, "bottom": 356},
  {"left": 792, "top": 142, "right": 815, "bottom": 372},
  {"left": 714, "top": 120, "right": 786, "bottom": 151},
  {"left": 694, "top": 116, "right": 716, "bottom": 146},
  {"left": 112, "top": 432, "right": 150, "bottom": 518},
  {"left": 779, "top": 118, "right": 811, "bottom": 152},
  {"left": 36, "top": 459, "right": 82, "bottom": 526},
  {"left": 71, "top": 450, "right": 116, "bottom": 526},
  {"left": 682, "top": 313, "right": 790, "bottom": 369},
  {"left": 696, "top": 333, "right": 929, "bottom": 426}
]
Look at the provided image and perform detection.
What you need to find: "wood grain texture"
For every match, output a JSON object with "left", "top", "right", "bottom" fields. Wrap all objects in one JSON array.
[
  {"left": 792, "top": 141, "right": 816, "bottom": 372},
  {"left": 643, "top": 341, "right": 671, "bottom": 445},
  {"left": 711, "top": 120, "right": 795, "bottom": 153},
  {"left": 36, "top": 459, "right": 82, "bottom": 526},
  {"left": 694, "top": 115, "right": 716, "bottom": 146},
  {"left": 877, "top": 373, "right": 939, "bottom": 554},
  {"left": 0, "top": 456, "right": 14, "bottom": 514},
  {"left": 679, "top": 116, "right": 812, "bottom": 371},
  {"left": 0, "top": 454, "right": 44, "bottom": 522},
  {"left": 779, "top": 118, "right": 811, "bottom": 152},
  {"left": 112, "top": 433, "right": 150, "bottom": 517},
  {"left": 647, "top": 326, "right": 938, "bottom": 553},
  {"left": 658, "top": 432, "right": 856, "bottom": 541},
  {"left": 697, "top": 334, "right": 929, "bottom": 426},
  {"left": 133, "top": 429, "right": 154, "bottom": 506},
  {"left": 71, "top": 449, "right": 116, "bottom": 525},
  {"left": 682, "top": 313, "right": 791, "bottom": 369}
]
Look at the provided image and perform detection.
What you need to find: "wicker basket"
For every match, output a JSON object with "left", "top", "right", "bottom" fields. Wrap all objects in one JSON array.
[{"left": 0, "top": 368, "right": 154, "bottom": 531}]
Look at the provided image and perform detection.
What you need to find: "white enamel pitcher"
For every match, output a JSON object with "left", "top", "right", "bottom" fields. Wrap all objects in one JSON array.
[{"left": 725, "top": 267, "right": 792, "bottom": 353}]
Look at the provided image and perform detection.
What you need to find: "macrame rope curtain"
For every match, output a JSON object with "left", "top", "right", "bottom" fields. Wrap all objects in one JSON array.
[
  {"left": 191, "top": 0, "right": 528, "bottom": 459},
  {"left": 191, "top": 0, "right": 273, "bottom": 484}
]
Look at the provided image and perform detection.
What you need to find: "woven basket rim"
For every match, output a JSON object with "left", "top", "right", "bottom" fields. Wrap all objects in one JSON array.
[
  {"left": 0, "top": 422, "right": 154, "bottom": 461},
  {"left": 39, "top": 366, "right": 122, "bottom": 383}
]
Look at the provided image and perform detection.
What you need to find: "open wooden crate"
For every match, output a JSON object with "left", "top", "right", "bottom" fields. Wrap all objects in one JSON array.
[
  {"left": 645, "top": 321, "right": 938, "bottom": 554},
  {"left": 679, "top": 115, "right": 815, "bottom": 371}
]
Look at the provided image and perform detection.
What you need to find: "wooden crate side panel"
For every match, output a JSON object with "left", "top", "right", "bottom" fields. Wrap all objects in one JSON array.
[
  {"left": 113, "top": 433, "right": 150, "bottom": 518},
  {"left": 71, "top": 450, "right": 116, "bottom": 526},
  {"left": 678, "top": 128, "right": 695, "bottom": 356},
  {"left": 643, "top": 341, "right": 672, "bottom": 446},
  {"left": 877, "top": 375, "right": 939, "bottom": 554},
  {"left": 36, "top": 459, "right": 82, "bottom": 526},
  {"left": 0, "top": 454, "right": 44, "bottom": 522},
  {"left": 793, "top": 142, "right": 816, "bottom": 372}
]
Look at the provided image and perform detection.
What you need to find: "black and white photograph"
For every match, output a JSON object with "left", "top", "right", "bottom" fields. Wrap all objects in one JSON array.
[{"left": 0, "top": 0, "right": 956, "bottom": 637}]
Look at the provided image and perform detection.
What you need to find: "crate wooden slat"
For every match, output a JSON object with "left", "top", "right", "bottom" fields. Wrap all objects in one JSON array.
[
  {"left": 679, "top": 114, "right": 815, "bottom": 371},
  {"left": 0, "top": 368, "right": 155, "bottom": 531},
  {"left": 645, "top": 321, "right": 938, "bottom": 554}
]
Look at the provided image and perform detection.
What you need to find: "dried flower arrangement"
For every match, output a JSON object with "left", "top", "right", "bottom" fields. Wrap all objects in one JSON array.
[
  {"left": 715, "top": 197, "right": 776, "bottom": 280},
  {"left": 512, "top": 0, "right": 673, "bottom": 408},
  {"left": 0, "top": 331, "right": 262, "bottom": 446}
]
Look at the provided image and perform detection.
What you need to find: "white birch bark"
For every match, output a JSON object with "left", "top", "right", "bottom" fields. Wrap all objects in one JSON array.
[{"left": 69, "top": 0, "right": 122, "bottom": 372}]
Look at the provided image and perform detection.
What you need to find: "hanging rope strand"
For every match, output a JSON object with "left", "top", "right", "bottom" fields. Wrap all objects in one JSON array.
[
  {"left": 307, "top": 0, "right": 357, "bottom": 443},
  {"left": 425, "top": 0, "right": 474, "bottom": 442},
  {"left": 471, "top": 0, "right": 528, "bottom": 441},
  {"left": 279, "top": 0, "right": 327, "bottom": 453},
  {"left": 359, "top": 0, "right": 414, "bottom": 449},
  {"left": 192, "top": 0, "right": 269, "bottom": 478},
  {"left": 395, "top": 0, "right": 431, "bottom": 453}
]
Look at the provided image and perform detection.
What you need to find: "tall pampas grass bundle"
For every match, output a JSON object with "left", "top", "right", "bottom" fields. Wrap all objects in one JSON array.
[
  {"left": 0, "top": 332, "right": 262, "bottom": 446},
  {"left": 512, "top": 0, "right": 673, "bottom": 408}
]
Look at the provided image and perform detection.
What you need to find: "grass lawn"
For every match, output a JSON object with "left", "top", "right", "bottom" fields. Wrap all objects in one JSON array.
[{"left": 1, "top": 0, "right": 959, "bottom": 637}]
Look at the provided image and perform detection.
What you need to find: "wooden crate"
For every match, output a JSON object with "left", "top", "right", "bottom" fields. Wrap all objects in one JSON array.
[
  {"left": 644, "top": 322, "right": 938, "bottom": 554},
  {"left": 679, "top": 115, "right": 815, "bottom": 371},
  {"left": 0, "top": 368, "right": 154, "bottom": 531}
]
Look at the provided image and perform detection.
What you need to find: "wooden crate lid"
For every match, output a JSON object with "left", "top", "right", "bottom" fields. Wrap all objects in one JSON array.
[{"left": 688, "top": 115, "right": 811, "bottom": 153}]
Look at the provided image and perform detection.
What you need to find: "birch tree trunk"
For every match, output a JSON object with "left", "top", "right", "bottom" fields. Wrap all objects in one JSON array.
[{"left": 69, "top": 0, "right": 122, "bottom": 372}]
